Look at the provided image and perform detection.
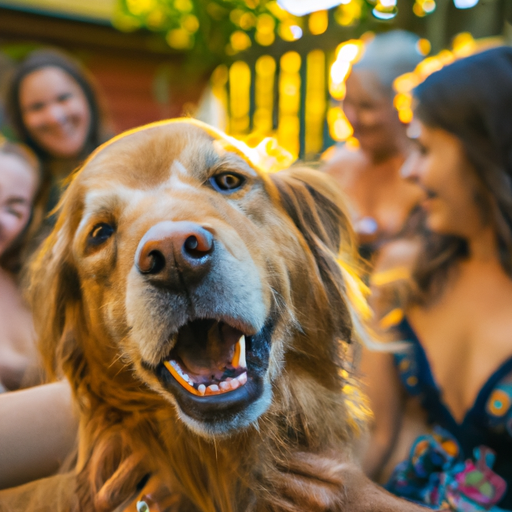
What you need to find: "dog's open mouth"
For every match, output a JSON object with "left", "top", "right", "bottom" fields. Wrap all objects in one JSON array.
[
  {"left": 163, "top": 319, "right": 249, "bottom": 397},
  {"left": 149, "top": 314, "right": 273, "bottom": 429}
]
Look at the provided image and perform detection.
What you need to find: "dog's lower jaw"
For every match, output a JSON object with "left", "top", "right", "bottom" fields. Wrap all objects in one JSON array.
[{"left": 175, "top": 381, "right": 273, "bottom": 438}]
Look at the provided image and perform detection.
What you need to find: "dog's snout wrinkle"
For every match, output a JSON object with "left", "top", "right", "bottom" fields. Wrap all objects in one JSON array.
[{"left": 135, "top": 221, "right": 214, "bottom": 285}]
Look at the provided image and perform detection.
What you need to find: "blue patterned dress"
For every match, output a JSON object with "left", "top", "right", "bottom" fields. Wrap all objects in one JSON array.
[{"left": 386, "top": 319, "right": 512, "bottom": 511}]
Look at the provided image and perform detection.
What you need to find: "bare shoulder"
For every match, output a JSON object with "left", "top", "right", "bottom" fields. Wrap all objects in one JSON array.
[{"left": 321, "top": 145, "right": 367, "bottom": 187}]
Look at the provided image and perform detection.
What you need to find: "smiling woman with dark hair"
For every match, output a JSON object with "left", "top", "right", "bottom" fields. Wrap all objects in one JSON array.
[
  {"left": 6, "top": 49, "right": 113, "bottom": 215},
  {"left": 364, "top": 46, "right": 512, "bottom": 511}
]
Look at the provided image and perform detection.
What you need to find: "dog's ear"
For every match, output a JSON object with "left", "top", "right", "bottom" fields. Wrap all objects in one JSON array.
[
  {"left": 270, "top": 167, "right": 360, "bottom": 343},
  {"left": 27, "top": 183, "right": 87, "bottom": 389},
  {"left": 270, "top": 167, "right": 354, "bottom": 256}
]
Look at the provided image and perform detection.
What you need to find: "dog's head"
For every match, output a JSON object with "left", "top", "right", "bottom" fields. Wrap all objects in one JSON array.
[{"left": 30, "top": 120, "right": 361, "bottom": 439}]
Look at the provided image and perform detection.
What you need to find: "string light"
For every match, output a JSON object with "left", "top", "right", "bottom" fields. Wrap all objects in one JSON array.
[
  {"left": 305, "top": 50, "right": 327, "bottom": 156},
  {"left": 453, "top": 0, "right": 479, "bottom": 8},
  {"left": 278, "top": 52, "right": 302, "bottom": 157},
  {"left": 372, "top": 0, "right": 398, "bottom": 20},
  {"left": 329, "top": 39, "right": 364, "bottom": 100},
  {"left": 308, "top": 10, "right": 329, "bottom": 35},
  {"left": 229, "top": 61, "right": 251, "bottom": 135},
  {"left": 253, "top": 55, "right": 276, "bottom": 134}
]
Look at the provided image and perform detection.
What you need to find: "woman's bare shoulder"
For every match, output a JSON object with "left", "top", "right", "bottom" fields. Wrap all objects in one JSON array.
[{"left": 321, "top": 146, "right": 367, "bottom": 185}]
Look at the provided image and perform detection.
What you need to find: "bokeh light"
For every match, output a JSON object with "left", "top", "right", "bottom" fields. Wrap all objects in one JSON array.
[
  {"left": 329, "top": 39, "right": 364, "bottom": 100},
  {"left": 453, "top": 0, "right": 479, "bottom": 8},
  {"left": 309, "top": 10, "right": 329, "bottom": 35}
]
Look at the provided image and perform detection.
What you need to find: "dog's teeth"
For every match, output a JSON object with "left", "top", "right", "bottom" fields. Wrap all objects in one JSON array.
[
  {"left": 232, "top": 335, "right": 247, "bottom": 369},
  {"left": 198, "top": 384, "right": 206, "bottom": 395},
  {"left": 238, "top": 372, "right": 248, "bottom": 385},
  {"left": 206, "top": 384, "right": 220, "bottom": 395},
  {"left": 220, "top": 381, "right": 231, "bottom": 391},
  {"left": 230, "top": 378, "right": 240, "bottom": 390},
  {"left": 238, "top": 335, "right": 246, "bottom": 368}
]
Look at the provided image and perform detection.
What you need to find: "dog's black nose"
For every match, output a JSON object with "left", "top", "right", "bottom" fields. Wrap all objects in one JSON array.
[{"left": 136, "top": 221, "right": 213, "bottom": 283}]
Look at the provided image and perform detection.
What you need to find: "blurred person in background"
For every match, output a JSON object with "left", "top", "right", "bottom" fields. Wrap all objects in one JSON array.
[
  {"left": 322, "top": 30, "right": 424, "bottom": 259},
  {"left": 6, "top": 49, "right": 113, "bottom": 216},
  {"left": 0, "top": 139, "right": 44, "bottom": 392},
  {"left": 363, "top": 46, "right": 512, "bottom": 511}
]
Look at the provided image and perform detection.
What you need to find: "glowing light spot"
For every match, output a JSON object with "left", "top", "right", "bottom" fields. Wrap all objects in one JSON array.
[
  {"left": 279, "top": 21, "right": 303, "bottom": 41},
  {"left": 416, "top": 38, "right": 431, "bottom": 55},
  {"left": 256, "top": 32, "right": 275, "bottom": 46},
  {"left": 256, "top": 14, "right": 276, "bottom": 46},
  {"left": 146, "top": 9, "right": 166, "bottom": 29},
  {"left": 230, "top": 30, "right": 252, "bottom": 52},
  {"left": 336, "top": 42, "right": 362, "bottom": 62},
  {"left": 182, "top": 14, "right": 199, "bottom": 33},
  {"left": 413, "top": 2, "right": 426, "bottom": 16},
  {"left": 239, "top": 12, "right": 256, "bottom": 30},
  {"left": 229, "top": 61, "right": 251, "bottom": 135},
  {"left": 166, "top": 28, "right": 193, "bottom": 49},
  {"left": 328, "top": 107, "right": 353, "bottom": 141},
  {"left": 229, "top": 8, "right": 244, "bottom": 25},
  {"left": 453, "top": 0, "right": 478, "bottom": 8},
  {"left": 256, "top": 55, "right": 277, "bottom": 76},
  {"left": 277, "top": 0, "right": 344, "bottom": 16},
  {"left": 335, "top": 0, "right": 363, "bottom": 26},
  {"left": 174, "top": 0, "right": 193, "bottom": 12},
  {"left": 330, "top": 60, "right": 351, "bottom": 85},
  {"left": 345, "top": 136, "right": 360, "bottom": 151},
  {"left": 126, "top": 0, "right": 156, "bottom": 15},
  {"left": 281, "top": 51, "right": 301, "bottom": 73},
  {"left": 257, "top": 13, "right": 276, "bottom": 34},
  {"left": 309, "top": 10, "right": 328, "bottom": 35},
  {"left": 398, "top": 108, "right": 413, "bottom": 124},
  {"left": 423, "top": 0, "right": 436, "bottom": 12},
  {"left": 380, "top": 0, "right": 397, "bottom": 7},
  {"left": 453, "top": 32, "right": 476, "bottom": 57},
  {"left": 372, "top": 5, "right": 398, "bottom": 19}
]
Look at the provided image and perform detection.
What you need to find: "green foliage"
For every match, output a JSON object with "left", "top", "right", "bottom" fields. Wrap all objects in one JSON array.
[{"left": 113, "top": 0, "right": 374, "bottom": 64}]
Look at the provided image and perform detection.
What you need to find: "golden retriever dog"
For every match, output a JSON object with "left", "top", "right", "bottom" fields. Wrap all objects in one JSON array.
[{"left": 1, "top": 120, "right": 426, "bottom": 512}]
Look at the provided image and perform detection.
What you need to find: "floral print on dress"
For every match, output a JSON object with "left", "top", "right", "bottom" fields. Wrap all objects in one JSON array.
[{"left": 386, "top": 427, "right": 507, "bottom": 511}]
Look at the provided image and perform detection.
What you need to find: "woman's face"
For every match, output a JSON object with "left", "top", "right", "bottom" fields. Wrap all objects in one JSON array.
[
  {"left": 0, "top": 153, "right": 38, "bottom": 256},
  {"left": 19, "top": 66, "right": 91, "bottom": 159},
  {"left": 402, "top": 120, "right": 486, "bottom": 238},
  {"left": 344, "top": 70, "right": 403, "bottom": 155}
]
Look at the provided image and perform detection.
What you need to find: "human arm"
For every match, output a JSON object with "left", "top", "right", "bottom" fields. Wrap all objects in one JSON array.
[
  {"left": 360, "top": 348, "right": 405, "bottom": 478},
  {"left": 0, "top": 380, "right": 78, "bottom": 489}
]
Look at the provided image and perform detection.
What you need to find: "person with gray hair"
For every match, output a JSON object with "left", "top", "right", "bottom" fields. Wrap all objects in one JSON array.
[{"left": 322, "top": 30, "right": 425, "bottom": 260}]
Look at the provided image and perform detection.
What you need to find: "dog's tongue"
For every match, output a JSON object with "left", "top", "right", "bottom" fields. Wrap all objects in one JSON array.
[{"left": 175, "top": 320, "right": 240, "bottom": 377}]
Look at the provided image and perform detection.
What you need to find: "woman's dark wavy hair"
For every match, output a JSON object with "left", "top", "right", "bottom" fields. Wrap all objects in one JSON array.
[
  {"left": 5, "top": 49, "right": 110, "bottom": 163},
  {"left": 410, "top": 46, "right": 512, "bottom": 304}
]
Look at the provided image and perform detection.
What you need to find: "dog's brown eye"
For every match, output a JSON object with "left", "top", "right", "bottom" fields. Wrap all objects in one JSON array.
[
  {"left": 210, "top": 173, "right": 245, "bottom": 193},
  {"left": 88, "top": 223, "right": 114, "bottom": 246}
]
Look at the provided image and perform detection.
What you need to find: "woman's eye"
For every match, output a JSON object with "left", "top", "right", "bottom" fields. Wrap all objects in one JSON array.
[
  {"left": 210, "top": 173, "right": 245, "bottom": 193},
  {"left": 6, "top": 208, "right": 23, "bottom": 219},
  {"left": 88, "top": 223, "right": 114, "bottom": 246}
]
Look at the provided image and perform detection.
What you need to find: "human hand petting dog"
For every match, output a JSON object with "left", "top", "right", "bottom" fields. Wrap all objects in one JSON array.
[{"left": 256, "top": 451, "right": 431, "bottom": 512}]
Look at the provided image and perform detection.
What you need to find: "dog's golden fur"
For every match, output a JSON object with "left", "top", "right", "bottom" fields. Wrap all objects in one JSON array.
[{"left": 1, "top": 120, "right": 425, "bottom": 512}]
